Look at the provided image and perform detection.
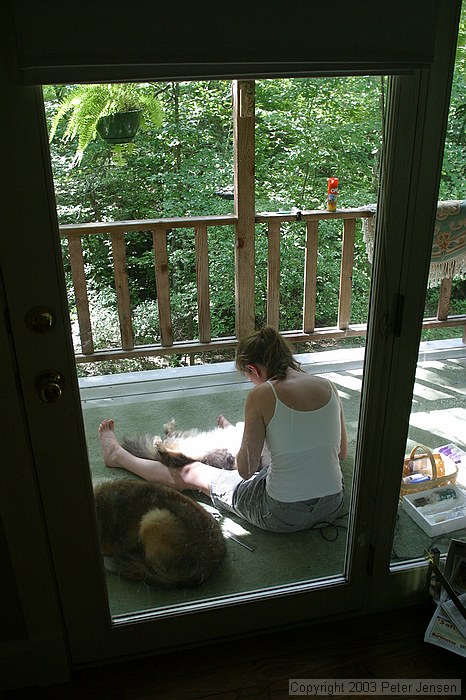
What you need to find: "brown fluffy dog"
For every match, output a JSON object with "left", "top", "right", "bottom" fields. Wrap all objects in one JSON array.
[{"left": 94, "top": 479, "right": 225, "bottom": 588}]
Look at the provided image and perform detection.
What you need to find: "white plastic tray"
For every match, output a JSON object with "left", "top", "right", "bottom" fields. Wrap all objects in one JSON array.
[{"left": 402, "top": 485, "right": 466, "bottom": 536}]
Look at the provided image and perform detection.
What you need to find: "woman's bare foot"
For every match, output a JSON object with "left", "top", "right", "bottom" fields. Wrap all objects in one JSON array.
[
  {"left": 98, "top": 419, "right": 124, "bottom": 468},
  {"left": 217, "top": 415, "right": 232, "bottom": 428}
]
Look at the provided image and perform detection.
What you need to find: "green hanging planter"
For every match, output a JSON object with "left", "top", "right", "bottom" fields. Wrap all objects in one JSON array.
[{"left": 96, "top": 109, "right": 142, "bottom": 144}]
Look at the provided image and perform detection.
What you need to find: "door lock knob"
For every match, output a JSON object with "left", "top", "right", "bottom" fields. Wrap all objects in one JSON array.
[
  {"left": 35, "top": 371, "right": 65, "bottom": 403},
  {"left": 25, "top": 306, "right": 55, "bottom": 333}
]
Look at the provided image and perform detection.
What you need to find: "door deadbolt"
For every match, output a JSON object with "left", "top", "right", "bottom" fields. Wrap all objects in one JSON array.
[
  {"left": 25, "top": 306, "right": 55, "bottom": 333},
  {"left": 35, "top": 370, "right": 65, "bottom": 403}
]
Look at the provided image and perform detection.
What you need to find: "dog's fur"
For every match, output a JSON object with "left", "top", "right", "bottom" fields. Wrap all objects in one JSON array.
[
  {"left": 121, "top": 419, "right": 270, "bottom": 470},
  {"left": 94, "top": 479, "right": 225, "bottom": 588},
  {"left": 94, "top": 421, "right": 269, "bottom": 587}
]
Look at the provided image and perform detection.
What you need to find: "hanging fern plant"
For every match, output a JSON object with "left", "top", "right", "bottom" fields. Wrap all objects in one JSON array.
[{"left": 49, "top": 83, "right": 164, "bottom": 166}]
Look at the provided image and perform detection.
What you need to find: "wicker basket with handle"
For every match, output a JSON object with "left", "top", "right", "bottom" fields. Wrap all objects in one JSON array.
[{"left": 400, "top": 444, "right": 458, "bottom": 497}]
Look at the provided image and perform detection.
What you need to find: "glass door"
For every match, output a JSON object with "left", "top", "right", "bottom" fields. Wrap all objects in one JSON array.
[
  {"left": 1, "top": 77, "right": 370, "bottom": 666},
  {"left": 1, "top": 2, "right": 460, "bottom": 671},
  {"left": 47, "top": 74, "right": 382, "bottom": 621},
  {"left": 362, "top": 6, "right": 465, "bottom": 605},
  {"left": 390, "top": 32, "right": 466, "bottom": 565}
]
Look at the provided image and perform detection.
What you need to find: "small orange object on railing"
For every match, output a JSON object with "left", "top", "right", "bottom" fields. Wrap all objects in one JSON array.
[{"left": 327, "top": 177, "right": 339, "bottom": 212}]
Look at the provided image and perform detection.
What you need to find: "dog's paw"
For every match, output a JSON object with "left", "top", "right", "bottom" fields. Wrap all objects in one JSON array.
[{"left": 163, "top": 419, "right": 177, "bottom": 436}]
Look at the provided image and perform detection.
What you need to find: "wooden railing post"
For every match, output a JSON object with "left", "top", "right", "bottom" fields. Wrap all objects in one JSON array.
[
  {"left": 303, "top": 220, "right": 319, "bottom": 333},
  {"left": 233, "top": 80, "right": 255, "bottom": 339},
  {"left": 437, "top": 276, "right": 452, "bottom": 321},
  {"left": 338, "top": 219, "right": 356, "bottom": 330},
  {"left": 152, "top": 227, "right": 173, "bottom": 346},
  {"left": 195, "top": 225, "right": 211, "bottom": 343},
  {"left": 267, "top": 222, "right": 280, "bottom": 329},
  {"left": 111, "top": 232, "right": 134, "bottom": 351},
  {"left": 67, "top": 234, "right": 94, "bottom": 355}
]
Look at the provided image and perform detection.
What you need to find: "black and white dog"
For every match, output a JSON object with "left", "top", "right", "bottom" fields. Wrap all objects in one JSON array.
[{"left": 122, "top": 418, "right": 269, "bottom": 470}]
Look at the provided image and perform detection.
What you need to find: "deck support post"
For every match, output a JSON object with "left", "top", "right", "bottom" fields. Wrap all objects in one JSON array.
[{"left": 233, "top": 80, "right": 256, "bottom": 340}]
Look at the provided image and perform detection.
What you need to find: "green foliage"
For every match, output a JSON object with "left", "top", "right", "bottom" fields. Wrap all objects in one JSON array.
[
  {"left": 438, "top": 3, "right": 466, "bottom": 198},
  {"left": 254, "top": 77, "right": 382, "bottom": 211},
  {"left": 45, "top": 70, "right": 465, "bottom": 374}
]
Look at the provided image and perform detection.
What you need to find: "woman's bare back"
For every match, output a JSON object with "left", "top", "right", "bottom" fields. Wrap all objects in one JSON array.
[
  {"left": 270, "top": 370, "right": 332, "bottom": 409},
  {"left": 255, "top": 369, "right": 334, "bottom": 427}
]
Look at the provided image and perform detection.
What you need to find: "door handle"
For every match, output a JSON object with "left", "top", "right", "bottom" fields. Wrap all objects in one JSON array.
[{"left": 35, "top": 370, "right": 65, "bottom": 403}]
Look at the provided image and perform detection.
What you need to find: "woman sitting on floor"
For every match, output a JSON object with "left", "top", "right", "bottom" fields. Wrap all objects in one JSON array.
[{"left": 99, "top": 326, "right": 348, "bottom": 532}]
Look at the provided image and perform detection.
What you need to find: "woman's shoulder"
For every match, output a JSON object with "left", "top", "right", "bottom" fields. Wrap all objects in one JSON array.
[
  {"left": 286, "top": 370, "right": 329, "bottom": 389},
  {"left": 250, "top": 379, "right": 275, "bottom": 398},
  {"left": 246, "top": 380, "right": 276, "bottom": 409},
  {"left": 244, "top": 381, "right": 275, "bottom": 426}
]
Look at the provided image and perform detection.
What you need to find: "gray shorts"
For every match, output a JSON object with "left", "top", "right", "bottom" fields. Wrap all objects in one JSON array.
[{"left": 210, "top": 466, "right": 344, "bottom": 533}]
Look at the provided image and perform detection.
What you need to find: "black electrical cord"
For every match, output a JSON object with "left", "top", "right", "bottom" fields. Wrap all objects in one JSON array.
[{"left": 311, "top": 511, "right": 349, "bottom": 542}]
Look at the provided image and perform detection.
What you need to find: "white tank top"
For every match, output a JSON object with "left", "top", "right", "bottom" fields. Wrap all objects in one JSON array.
[{"left": 265, "top": 380, "right": 343, "bottom": 502}]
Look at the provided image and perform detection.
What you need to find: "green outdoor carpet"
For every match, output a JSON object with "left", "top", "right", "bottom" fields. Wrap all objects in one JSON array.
[{"left": 83, "top": 387, "right": 353, "bottom": 617}]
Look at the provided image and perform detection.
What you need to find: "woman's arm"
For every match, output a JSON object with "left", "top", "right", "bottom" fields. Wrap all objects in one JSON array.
[
  {"left": 329, "top": 381, "right": 348, "bottom": 461},
  {"left": 235, "top": 388, "right": 267, "bottom": 479},
  {"left": 339, "top": 407, "right": 348, "bottom": 461}
]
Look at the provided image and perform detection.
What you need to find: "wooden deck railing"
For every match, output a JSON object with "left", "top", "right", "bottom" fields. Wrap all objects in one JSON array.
[{"left": 59, "top": 206, "right": 465, "bottom": 364}]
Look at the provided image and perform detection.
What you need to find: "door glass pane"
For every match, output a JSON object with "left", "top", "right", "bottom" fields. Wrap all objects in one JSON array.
[
  {"left": 392, "top": 338, "right": 466, "bottom": 563},
  {"left": 392, "top": 17, "right": 466, "bottom": 563},
  {"left": 44, "top": 76, "right": 382, "bottom": 618}
]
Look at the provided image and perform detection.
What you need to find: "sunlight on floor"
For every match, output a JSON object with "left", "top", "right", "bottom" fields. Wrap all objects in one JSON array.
[
  {"left": 409, "top": 407, "right": 466, "bottom": 447},
  {"left": 79, "top": 340, "right": 465, "bottom": 613},
  {"left": 412, "top": 382, "right": 452, "bottom": 401},
  {"left": 322, "top": 371, "right": 363, "bottom": 393},
  {"left": 415, "top": 365, "right": 466, "bottom": 396}
]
